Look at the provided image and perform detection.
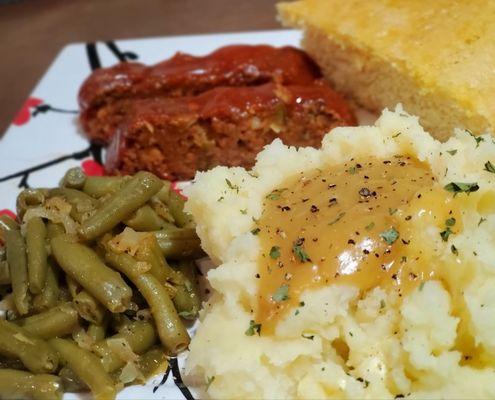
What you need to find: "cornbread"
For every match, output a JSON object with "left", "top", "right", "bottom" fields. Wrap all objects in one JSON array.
[
  {"left": 185, "top": 107, "right": 495, "bottom": 398},
  {"left": 278, "top": 0, "right": 495, "bottom": 141}
]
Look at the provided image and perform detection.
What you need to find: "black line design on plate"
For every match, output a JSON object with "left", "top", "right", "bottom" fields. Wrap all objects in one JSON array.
[
  {"left": 170, "top": 357, "right": 196, "bottom": 400},
  {"left": 152, "top": 366, "right": 171, "bottom": 394},
  {"left": 0, "top": 143, "right": 100, "bottom": 188},
  {"left": 86, "top": 42, "right": 101, "bottom": 70},
  {"left": 105, "top": 40, "right": 138, "bottom": 62},
  {"left": 32, "top": 104, "right": 78, "bottom": 117}
]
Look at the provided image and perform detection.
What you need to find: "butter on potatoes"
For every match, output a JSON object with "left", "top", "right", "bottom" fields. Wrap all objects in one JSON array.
[{"left": 185, "top": 106, "right": 495, "bottom": 399}]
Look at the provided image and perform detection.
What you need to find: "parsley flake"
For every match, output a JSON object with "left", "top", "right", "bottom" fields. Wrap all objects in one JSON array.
[
  {"left": 251, "top": 227, "right": 260, "bottom": 235},
  {"left": 444, "top": 182, "right": 479, "bottom": 195},
  {"left": 388, "top": 207, "right": 398, "bottom": 215},
  {"left": 240, "top": 209, "right": 247, "bottom": 215},
  {"left": 392, "top": 132, "right": 402, "bottom": 138},
  {"left": 301, "top": 333, "right": 315, "bottom": 340},
  {"left": 379, "top": 227, "right": 399, "bottom": 245},
  {"left": 206, "top": 376, "right": 216, "bottom": 390},
  {"left": 478, "top": 217, "right": 487, "bottom": 226},
  {"left": 329, "top": 212, "right": 346, "bottom": 225},
  {"left": 467, "top": 130, "right": 484, "bottom": 147},
  {"left": 272, "top": 284, "right": 290, "bottom": 302},
  {"left": 484, "top": 161, "right": 495, "bottom": 174},
  {"left": 245, "top": 320, "right": 261, "bottom": 336},
  {"left": 447, "top": 149, "right": 457, "bottom": 156},
  {"left": 225, "top": 178, "right": 239, "bottom": 193},
  {"left": 348, "top": 166, "right": 357, "bottom": 174},
  {"left": 445, "top": 217, "right": 456, "bottom": 227},
  {"left": 293, "top": 244, "right": 311, "bottom": 262},
  {"left": 266, "top": 188, "right": 287, "bottom": 200},
  {"left": 365, "top": 222, "right": 375, "bottom": 231},
  {"left": 380, "top": 299, "right": 386, "bottom": 309},
  {"left": 269, "top": 246, "right": 281, "bottom": 259},
  {"left": 440, "top": 227, "right": 453, "bottom": 242},
  {"left": 451, "top": 244, "right": 459, "bottom": 256}
]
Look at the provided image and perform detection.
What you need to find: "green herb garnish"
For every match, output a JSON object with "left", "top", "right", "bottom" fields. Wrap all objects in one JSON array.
[
  {"left": 440, "top": 227, "right": 453, "bottom": 242},
  {"left": 365, "top": 222, "right": 375, "bottom": 231},
  {"left": 445, "top": 217, "right": 456, "bottom": 227},
  {"left": 388, "top": 207, "right": 398, "bottom": 215},
  {"left": 467, "top": 130, "right": 484, "bottom": 147},
  {"left": 269, "top": 246, "right": 281, "bottom": 259},
  {"left": 251, "top": 227, "right": 260, "bottom": 235},
  {"left": 451, "top": 245, "right": 459, "bottom": 256},
  {"left": 293, "top": 244, "right": 311, "bottom": 262},
  {"left": 444, "top": 182, "right": 479, "bottom": 195},
  {"left": 447, "top": 149, "right": 457, "bottom": 156},
  {"left": 272, "top": 284, "right": 290, "bottom": 302},
  {"left": 484, "top": 161, "right": 495, "bottom": 174},
  {"left": 379, "top": 227, "right": 399, "bottom": 245},
  {"left": 265, "top": 188, "right": 287, "bottom": 200},
  {"left": 301, "top": 333, "right": 315, "bottom": 340},
  {"left": 225, "top": 178, "right": 239, "bottom": 193},
  {"left": 206, "top": 376, "right": 215, "bottom": 390},
  {"left": 329, "top": 212, "right": 346, "bottom": 225},
  {"left": 245, "top": 320, "right": 261, "bottom": 336}
]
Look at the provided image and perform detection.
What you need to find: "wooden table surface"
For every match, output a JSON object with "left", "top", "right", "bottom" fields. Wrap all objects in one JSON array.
[{"left": 0, "top": 0, "right": 281, "bottom": 134}]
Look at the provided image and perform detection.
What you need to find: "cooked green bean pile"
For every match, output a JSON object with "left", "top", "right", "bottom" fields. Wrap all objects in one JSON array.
[{"left": 0, "top": 168, "right": 203, "bottom": 400}]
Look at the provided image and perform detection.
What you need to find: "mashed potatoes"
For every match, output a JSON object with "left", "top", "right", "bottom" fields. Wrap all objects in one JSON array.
[{"left": 184, "top": 106, "right": 495, "bottom": 399}]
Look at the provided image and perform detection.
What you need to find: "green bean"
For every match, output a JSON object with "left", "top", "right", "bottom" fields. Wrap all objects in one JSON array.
[
  {"left": 32, "top": 262, "right": 59, "bottom": 312},
  {"left": 105, "top": 251, "right": 190, "bottom": 354},
  {"left": 0, "top": 260, "right": 10, "bottom": 285},
  {"left": 0, "top": 369, "right": 62, "bottom": 400},
  {"left": 26, "top": 216, "right": 48, "bottom": 294},
  {"left": 153, "top": 181, "right": 172, "bottom": 204},
  {"left": 0, "top": 214, "right": 19, "bottom": 233},
  {"left": 167, "top": 189, "right": 194, "bottom": 228},
  {"left": 0, "top": 319, "right": 58, "bottom": 373},
  {"left": 51, "top": 235, "right": 132, "bottom": 312},
  {"left": 135, "top": 235, "right": 179, "bottom": 284},
  {"left": 18, "top": 303, "right": 79, "bottom": 339},
  {"left": 65, "top": 275, "right": 79, "bottom": 298},
  {"left": 58, "top": 366, "right": 88, "bottom": 392},
  {"left": 50, "top": 188, "right": 97, "bottom": 223},
  {"left": 153, "top": 227, "right": 204, "bottom": 259},
  {"left": 16, "top": 189, "right": 49, "bottom": 219},
  {"left": 148, "top": 197, "right": 175, "bottom": 224},
  {"left": 124, "top": 205, "right": 166, "bottom": 231},
  {"left": 73, "top": 290, "right": 107, "bottom": 324},
  {"left": 137, "top": 346, "right": 169, "bottom": 381},
  {"left": 172, "top": 261, "right": 201, "bottom": 320},
  {"left": 49, "top": 338, "right": 116, "bottom": 400},
  {"left": 60, "top": 167, "right": 86, "bottom": 190},
  {"left": 92, "top": 320, "right": 157, "bottom": 372},
  {"left": 5, "top": 228, "right": 30, "bottom": 315},
  {"left": 45, "top": 222, "right": 65, "bottom": 241},
  {"left": 82, "top": 176, "right": 130, "bottom": 198},
  {"left": 79, "top": 172, "right": 163, "bottom": 241},
  {"left": 87, "top": 321, "right": 108, "bottom": 343}
]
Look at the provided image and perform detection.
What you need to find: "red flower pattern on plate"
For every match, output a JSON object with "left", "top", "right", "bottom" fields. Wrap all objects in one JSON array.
[{"left": 13, "top": 97, "right": 43, "bottom": 126}]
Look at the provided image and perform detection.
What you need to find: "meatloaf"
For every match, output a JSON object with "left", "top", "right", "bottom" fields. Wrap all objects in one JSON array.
[
  {"left": 79, "top": 45, "right": 322, "bottom": 144},
  {"left": 105, "top": 81, "right": 356, "bottom": 181}
]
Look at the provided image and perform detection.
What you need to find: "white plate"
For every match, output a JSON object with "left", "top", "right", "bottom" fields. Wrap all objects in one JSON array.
[{"left": 0, "top": 29, "right": 308, "bottom": 400}]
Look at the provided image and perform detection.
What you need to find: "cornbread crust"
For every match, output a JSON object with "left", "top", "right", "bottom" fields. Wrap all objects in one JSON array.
[{"left": 278, "top": 0, "right": 495, "bottom": 140}]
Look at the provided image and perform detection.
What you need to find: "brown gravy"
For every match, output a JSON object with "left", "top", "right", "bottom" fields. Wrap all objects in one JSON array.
[{"left": 256, "top": 156, "right": 463, "bottom": 333}]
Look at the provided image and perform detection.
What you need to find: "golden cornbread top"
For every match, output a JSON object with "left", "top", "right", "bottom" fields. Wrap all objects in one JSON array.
[{"left": 278, "top": 0, "right": 495, "bottom": 124}]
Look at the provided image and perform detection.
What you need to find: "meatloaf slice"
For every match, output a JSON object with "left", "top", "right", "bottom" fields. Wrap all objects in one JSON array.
[
  {"left": 79, "top": 45, "right": 322, "bottom": 144},
  {"left": 105, "top": 81, "right": 356, "bottom": 181}
]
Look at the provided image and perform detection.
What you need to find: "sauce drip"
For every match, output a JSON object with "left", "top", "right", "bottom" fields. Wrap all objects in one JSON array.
[{"left": 256, "top": 156, "right": 462, "bottom": 333}]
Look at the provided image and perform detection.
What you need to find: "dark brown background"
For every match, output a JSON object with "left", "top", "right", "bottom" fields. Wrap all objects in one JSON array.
[{"left": 0, "top": 0, "right": 281, "bottom": 134}]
